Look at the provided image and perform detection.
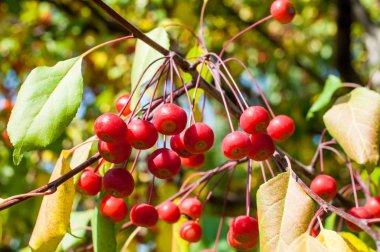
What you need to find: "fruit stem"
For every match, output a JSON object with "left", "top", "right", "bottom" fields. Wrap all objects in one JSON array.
[
  {"left": 307, "top": 207, "right": 324, "bottom": 235},
  {"left": 353, "top": 172, "right": 371, "bottom": 199},
  {"left": 259, "top": 162, "right": 267, "bottom": 182},
  {"left": 246, "top": 160, "right": 253, "bottom": 216},
  {"left": 148, "top": 176, "right": 155, "bottom": 204},
  {"left": 94, "top": 159, "right": 104, "bottom": 173},
  {"left": 190, "top": 59, "right": 207, "bottom": 124},
  {"left": 129, "top": 150, "right": 141, "bottom": 174},
  {"left": 81, "top": 35, "right": 133, "bottom": 58},
  {"left": 265, "top": 160, "right": 275, "bottom": 178},
  {"left": 199, "top": 0, "right": 209, "bottom": 51}
]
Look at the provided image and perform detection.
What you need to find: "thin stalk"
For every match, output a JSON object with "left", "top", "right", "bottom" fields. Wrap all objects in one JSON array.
[{"left": 246, "top": 160, "right": 253, "bottom": 216}]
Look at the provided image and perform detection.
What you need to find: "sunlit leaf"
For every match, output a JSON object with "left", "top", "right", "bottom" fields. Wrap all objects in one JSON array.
[
  {"left": 339, "top": 232, "right": 375, "bottom": 252},
  {"left": 131, "top": 27, "right": 169, "bottom": 109},
  {"left": 29, "top": 150, "right": 76, "bottom": 252},
  {"left": 70, "top": 140, "right": 93, "bottom": 185},
  {"left": 172, "top": 215, "right": 190, "bottom": 252},
  {"left": 285, "top": 233, "right": 326, "bottom": 252},
  {"left": 257, "top": 171, "right": 314, "bottom": 252},
  {"left": 324, "top": 213, "right": 337, "bottom": 230},
  {"left": 7, "top": 57, "right": 83, "bottom": 165},
  {"left": 323, "top": 88, "right": 380, "bottom": 166},
  {"left": 317, "top": 229, "right": 352, "bottom": 252},
  {"left": 307, "top": 75, "right": 342, "bottom": 119}
]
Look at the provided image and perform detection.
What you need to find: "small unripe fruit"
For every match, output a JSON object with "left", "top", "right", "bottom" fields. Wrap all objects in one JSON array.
[
  {"left": 180, "top": 197, "right": 203, "bottom": 219},
  {"left": 240, "top": 106, "right": 270, "bottom": 134},
  {"left": 98, "top": 140, "right": 132, "bottom": 163},
  {"left": 77, "top": 167, "right": 102, "bottom": 196},
  {"left": 248, "top": 133, "right": 275, "bottom": 161},
  {"left": 345, "top": 207, "right": 372, "bottom": 232},
  {"left": 184, "top": 123, "right": 214, "bottom": 154},
  {"left": 310, "top": 174, "right": 337, "bottom": 201},
  {"left": 267, "top": 115, "right": 295, "bottom": 142},
  {"left": 153, "top": 104, "right": 187, "bottom": 135},
  {"left": 181, "top": 154, "right": 205, "bottom": 169},
  {"left": 130, "top": 203, "right": 159, "bottom": 227},
  {"left": 100, "top": 196, "right": 128, "bottom": 223},
  {"left": 270, "top": 0, "right": 296, "bottom": 24},
  {"left": 179, "top": 221, "right": 203, "bottom": 243},
  {"left": 115, "top": 94, "right": 132, "bottom": 116},
  {"left": 103, "top": 168, "right": 134, "bottom": 198},
  {"left": 157, "top": 201, "right": 181, "bottom": 223},
  {"left": 148, "top": 148, "right": 181, "bottom": 179},
  {"left": 222, "top": 131, "right": 251, "bottom": 160},
  {"left": 94, "top": 113, "right": 128, "bottom": 144},
  {"left": 127, "top": 119, "right": 158, "bottom": 149}
]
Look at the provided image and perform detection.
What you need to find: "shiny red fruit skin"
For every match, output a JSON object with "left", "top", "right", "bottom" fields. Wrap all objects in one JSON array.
[
  {"left": 181, "top": 154, "right": 205, "bottom": 169},
  {"left": 222, "top": 131, "right": 251, "bottom": 160},
  {"left": 310, "top": 174, "right": 337, "bottom": 201},
  {"left": 127, "top": 119, "right": 158, "bottom": 150},
  {"left": 148, "top": 148, "right": 181, "bottom": 179},
  {"left": 170, "top": 132, "right": 194, "bottom": 157},
  {"left": 270, "top": 0, "right": 296, "bottom": 24},
  {"left": 115, "top": 94, "right": 132, "bottom": 116},
  {"left": 98, "top": 140, "right": 132, "bottom": 163},
  {"left": 94, "top": 113, "right": 128, "bottom": 144},
  {"left": 103, "top": 168, "right": 134, "bottom": 198},
  {"left": 345, "top": 207, "right": 373, "bottom": 232},
  {"left": 153, "top": 104, "right": 187, "bottom": 135},
  {"left": 180, "top": 197, "right": 203, "bottom": 219},
  {"left": 179, "top": 221, "right": 203, "bottom": 243},
  {"left": 100, "top": 196, "right": 128, "bottom": 223},
  {"left": 248, "top": 133, "right": 275, "bottom": 161},
  {"left": 230, "top": 216, "right": 259, "bottom": 243},
  {"left": 184, "top": 123, "right": 214, "bottom": 154},
  {"left": 130, "top": 203, "right": 159, "bottom": 227},
  {"left": 240, "top": 106, "right": 270, "bottom": 134},
  {"left": 364, "top": 196, "right": 380, "bottom": 218},
  {"left": 157, "top": 201, "right": 181, "bottom": 223},
  {"left": 227, "top": 231, "right": 258, "bottom": 251},
  {"left": 77, "top": 168, "right": 102, "bottom": 196},
  {"left": 267, "top": 115, "right": 295, "bottom": 142}
]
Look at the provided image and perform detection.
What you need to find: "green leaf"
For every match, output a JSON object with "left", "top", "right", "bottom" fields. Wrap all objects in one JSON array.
[
  {"left": 316, "top": 229, "right": 352, "bottom": 252},
  {"left": 131, "top": 27, "right": 169, "bottom": 109},
  {"left": 339, "top": 232, "right": 375, "bottom": 252},
  {"left": 257, "top": 171, "right": 314, "bottom": 252},
  {"left": 324, "top": 213, "right": 337, "bottom": 230},
  {"left": 29, "top": 151, "right": 76, "bottom": 252},
  {"left": 285, "top": 233, "right": 326, "bottom": 252},
  {"left": 323, "top": 88, "right": 380, "bottom": 166},
  {"left": 92, "top": 194, "right": 116, "bottom": 252},
  {"left": 183, "top": 45, "right": 211, "bottom": 84},
  {"left": 7, "top": 57, "right": 83, "bottom": 165},
  {"left": 307, "top": 75, "right": 342, "bottom": 119}
]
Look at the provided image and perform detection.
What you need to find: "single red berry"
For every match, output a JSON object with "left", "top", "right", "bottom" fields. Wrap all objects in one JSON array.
[
  {"left": 240, "top": 106, "right": 270, "bottom": 134},
  {"left": 180, "top": 197, "right": 203, "bottom": 219},
  {"left": 170, "top": 132, "right": 193, "bottom": 157},
  {"left": 227, "top": 231, "right": 258, "bottom": 251},
  {"left": 184, "top": 123, "right": 214, "bottom": 154},
  {"left": 100, "top": 196, "right": 128, "bottom": 223},
  {"left": 157, "top": 201, "right": 181, "bottom": 223},
  {"left": 311, "top": 227, "right": 319, "bottom": 238},
  {"left": 77, "top": 167, "right": 102, "bottom": 196},
  {"left": 270, "top": 0, "right": 296, "bottom": 24},
  {"left": 94, "top": 113, "right": 128, "bottom": 144},
  {"left": 230, "top": 216, "right": 259, "bottom": 243},
  {"left": 181, "top": 154, "right": 205, "bottom": 169},
  {"left": 130, "top": 203, "right": 159, "bottom": 227},
  {"left": 267, "top": 115, "right": 295, "bottom": 142},
  {"left": 103, "top": 168, "right": 134, "bottom": 198},
  {"left": 248, "top": 133, "right": 275, "bottom": 161},
  {"left": 364, "top": 196, "right": 380, "bottom": 218},
  {"left": 127, "top": 119, "right": 158, "bottom": 150},
  {"left": 148, "top": 148, "right": 181, "bottom": 179},
  {"left": 310, "top": 174, "right": 337, "bottom": 201},
  {"left": 115, "top": 94, "right": 132, "bottom": 116},
  {"left": 98, "top": 140, "right": 132, "bottom": 163},
  {"left": 153, "top": 103, "right": 187, "bottom": 135},
  {"left": 345, "top": 207, "right": 373, "bottom": 232},
  {"left": 222, "top": 131, "right": 251, "bottom": 160},
  {"left": 179, "top": 221, "right": 203, "bottom": 243}
]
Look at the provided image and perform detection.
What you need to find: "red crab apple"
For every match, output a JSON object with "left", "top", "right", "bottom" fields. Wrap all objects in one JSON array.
[
  {"left": 103, "top": 168, "right": 134, "bottom": 198},
  {"left": 127, "top": 119, "right": 158, "bottom": 149},
  {"left": 98, "top": 140, "right": 132, "bottom": 163},
  {"left": 227, "top": 231, "right": 258, "bottom": 251},
  {"left": 94, "top": 113, "right": 128, "bottom": 144},
  {"left": 267, "top": 115, "right": 295, "bottom": 142},
  {"left": 157, "top": 201, "right": 181, "bottom": 223},
  {"left": 115, "top": 94, "right": 132, "bottom": 116},
  {"left": 179, "top": 221, "right": 203, "bottom": 243},
  {"left": 310, "top": 174, "right": 337, "bottom": 201},
  {"left": 181, "top": 154, "right": 205, "bottom": 169},
  {"left": 270, "top": 0, "right": 296, "bottom": 24},
  {"left": 180, "top": 197, "right": 203, "bottom": 219},
  {"left": 153, "top": 103, "right": 187, "bottom": 135},
  {"left": 364, "top": 196, "right": 380, "bottom": 218},
  {"left": 239, "top": 106, "right": 270, "bottom": 134},
  {"left": 147, "top": 148, "right": 181, "bottom": 179},
  {"left": 222, "top": 131, "right": 251, "bottom": 160},
  {"left": 230, "top": 215, "right": 259, "bottom": 242},
  {"left": 248, "top": 133, "right": 275, "bottom": 161},
  {"left": 77, "top": 167, "right": 102, "bottom": 196},
  {"left": 170, "top": 132, "right": 193, "bottom": 157},
  {"left": 345, "top": 207, "right": 373, "bottom": 232},
  {"left": 130, "top": 203, "right": 159, "bottom": 227},
  {"left": 184, "top": 122, "right": 214, "bottom": 154}
]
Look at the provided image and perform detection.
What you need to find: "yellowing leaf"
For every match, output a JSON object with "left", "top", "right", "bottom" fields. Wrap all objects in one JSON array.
[
  {"left": 172, "top": 215, "right": 190, "bottom": 252},
  {"left": 317, "top": 229, "right": 352, "bottom": 252},
  {"left": 29, "top": 150, "right": 75, "bottom": 252},
  {"left": 285, "top": 233, "right": 326, "bottom": 252},
  {"left": 339, "top": 232, "right": 375, "bottom": 252},
  {"left": 323, "top": 88, "right": 380, "bottom": 165},
  {"left": 257, "top": 171, "right": 314, "bottom": 252}
]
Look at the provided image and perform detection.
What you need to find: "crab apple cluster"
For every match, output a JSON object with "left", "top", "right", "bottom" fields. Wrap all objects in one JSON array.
[
  {"left": 221, "top": 106, "right": 294, "bottom": 161},
  {"left": 227, "top": 216, "right": 259, "bottom": 251}
]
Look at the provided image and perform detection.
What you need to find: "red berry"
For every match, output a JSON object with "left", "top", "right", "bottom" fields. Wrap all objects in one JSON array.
[
  {"left": 180, "top": 197, "right": 203, "bottom": 219},
  {"left": 98, "top": 140, "right": 132, "bottom": 163},
  {"left": 157, "top": 201, "right": 181, "bottom": 223},
  {"left": 130, "top": 203, "right": 159, "bottom": 227},
  {"left": 230, "top": 216, "right": 259, "bottom": 243},
  {"left": 227, "top": 231, "right": 258, "bottom": 251},
  {"left": 181, "top": 154, "right": 205, "bottom": 169},
  {"left": 77, "top": 167, "right": 102, "bottom": 196},
  {"left": 267, "top": 115, "right": 295, "bottom": 142},
  {"left": 170, "top": 132, "right": 193, "bottom": 157},
  {"left": 248, "top": 133, "right": 275, "bottom": 161},
  {"left": 115, "top": 94, "right": 132, "bottom": 116},
  {"left": 240, "top": 106, "right": 270, "bottom": 134},
  {"left": 364, "top": 196, "right": 380, "bottom": 218},
  {"left": 103, "top": 168, "right": 134, "bottom": 198},
  {"left": 270, "top": 0, "right": 296, "bottom": 24},
  {"left": 127, "top": 119, "right": 158, "bottom": 150},
  {"left": 222, "top": 131, "right": 251, "bottom": 160},
  {"left": 153, "top": 104, "right": 187, "bottom": 135},
  {"left": 310, "top": 174, "right": 337, "bottom": 201},
  {"left": 94, "top": 113, "right": 128, "bottom": 144},
  {"left": 147, "top": 148, "right": 181, "bottom": 179},
  {"left": 100, "top": 196, "right": 128, "bottom": 223},
  {"left": 311, "top": 227, "right": 319, "bottom": 238},
  {"left": 179, "top": 221, "right": 203, "bottom": 243},
  {"left": 184, "top": 123, "right": 214, "bottom": 154},
  {"left": 345, "top": 207, "right": 373, "bottom": 232}
]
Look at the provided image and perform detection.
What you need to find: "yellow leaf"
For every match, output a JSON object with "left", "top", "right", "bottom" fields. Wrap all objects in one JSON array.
[
  {"left": 339, "top": 232, "right": 375, "bottom": 252},
  {"left": 285, "top": 233, "right": 326, "bottom": 252},
  {"left": 317, "top": 229, "right": 352, "bottom": 252},
  {"left": 172, "top": 215, "right": 190, "bottom": 252},
  {"left": 29, "top": 150, "right": 75, "bottom": 252}
]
